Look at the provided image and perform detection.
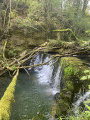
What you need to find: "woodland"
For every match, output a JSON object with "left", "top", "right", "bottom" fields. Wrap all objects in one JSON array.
[{"left": 0, "top": 0, "right": 90, "bottom": 120}]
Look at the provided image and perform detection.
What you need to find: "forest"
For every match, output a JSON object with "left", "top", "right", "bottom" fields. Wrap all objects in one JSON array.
[{"left": 0, "top": 0, "right": 90, "bottom": 120}]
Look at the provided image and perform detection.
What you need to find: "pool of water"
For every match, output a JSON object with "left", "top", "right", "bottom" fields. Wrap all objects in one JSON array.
[
  {"left": 10, "top": 54, "right": 61, "bottom": 120},
  {"left": 1, "top": 54, "right": 89, "bottom": 119},
  {"left": 10, "top": 71, "right": 55, "bottom": 120},
  {"left": 0, "top": 75, "right": 11, "bottom": 99}
]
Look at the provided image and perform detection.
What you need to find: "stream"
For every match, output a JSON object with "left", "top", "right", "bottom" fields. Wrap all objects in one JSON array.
[
  {"left": 10, "top": 53, "right": 61, "bottom": 120},
  {"left": 0, "top": 53, "right": 90, "bottom": 120}
]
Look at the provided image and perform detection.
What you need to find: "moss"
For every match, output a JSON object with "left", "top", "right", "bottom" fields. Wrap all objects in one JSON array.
[
  {"left": 65, "top": 81, "right": 74, "bottom": 90},
  {"left": 80, "top": 70, "right": 90, "bottom": 81},
  {"left": 56, "top": 99, "right": 70, "bottom": 117},
  {"left": 64, "top": 66, "right": 81, "bottom": 81},
  {"left": 61, "top": 57, "right": 84, "bottom": 68},
  {"left": 61, "top": 57, "right": 86, "bottom": 81},
  {"left": 0, "top": 70, "right": 19, "bottom": 120},
  {"left": 55, "top": 88, "right": 72, "bottom": 117},
  {"left": 55, "top": 57, "right": 89, "bottom": 118}
]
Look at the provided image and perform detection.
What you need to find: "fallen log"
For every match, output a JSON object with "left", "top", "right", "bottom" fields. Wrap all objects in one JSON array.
[
  {"left": 0, "top": 70, "right": 19, "bottom": 120},
  {"left": 0, "top": 41, "right": 90, "bottom": 76},
  {"left": 53, "top": 28, "right": 78, "bottom": 41}
]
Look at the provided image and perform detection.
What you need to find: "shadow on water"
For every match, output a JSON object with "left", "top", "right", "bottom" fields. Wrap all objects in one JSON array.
[
  {"left": 0, "top": 76, "right": 11, "bottom": 99},
  {"left": 10, "top": 72, "right": 53, "bottom": 120}
]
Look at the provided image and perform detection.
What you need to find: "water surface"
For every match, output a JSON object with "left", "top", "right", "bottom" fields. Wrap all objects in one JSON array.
[{"left": 10, "top": 54, "right": 61, "bottom": 120}]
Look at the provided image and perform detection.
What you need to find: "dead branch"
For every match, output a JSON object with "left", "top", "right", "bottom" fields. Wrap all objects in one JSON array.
[{"left": 0, "top": 41, "right": 89, "bottom": 76}]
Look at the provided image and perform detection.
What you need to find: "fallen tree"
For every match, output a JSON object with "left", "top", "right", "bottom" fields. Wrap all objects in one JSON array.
[
  {"left": 0, "top": 40, "right": 90, "bottom": 76},
  {"left": 53, "top": 29, "right": 78, "bottom": 41},
  {"left": 0, "top": 70, "right": 19, "bottom": 120},
  {"left": 0, "top": 39, "right": 89, "bottom": 120}
]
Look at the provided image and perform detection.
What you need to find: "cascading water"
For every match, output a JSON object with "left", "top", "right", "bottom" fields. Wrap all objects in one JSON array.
[
  {"left": 10, "top": 53, "right": 62, "bottom": 120},
  {"left": 28, "top": 53, "right": 61, "bottom": 95},
  {"left": 1, "top": 53, "right": 89, "bottom": 120},
  {"left": 73, "top": 91, "right": 90, "bottom": 115},
  {"left": 52, "top": 66, "right": 61, "bottom": 94}
]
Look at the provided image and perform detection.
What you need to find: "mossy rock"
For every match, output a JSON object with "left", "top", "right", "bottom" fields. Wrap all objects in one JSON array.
[
  {"left": 55, "top": 89, "right": 72, "bottom": 117},
  {"left": 61, "top": 57, "right": 84, "bottom": 68},
  {"left": 55, "top": 99, "right": 70, "bottom": 117},
  {"left": 55, "top": 57, "right": 89, "bottom": 117},
  {"left": 60, "top": 57, "right": 87, "bottom": 82},
  {"left": 60, "top": 89, "right": 72, "bottom": 101}
]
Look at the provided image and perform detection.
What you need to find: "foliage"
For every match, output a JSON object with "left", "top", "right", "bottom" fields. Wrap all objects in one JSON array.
[
  {"left": 80, "top": 69, "right": 90, "bottom": 81},
  {"left": 11, "top": 9, "right": 17, "bottom": 19},
  {"left": 58, "top": 68, "right": 90, "bottom": 120},
  {"left": 64, "top": 66, "right": 80, "bottom": 81},
  {"left": 0, "top": 70, "right": 19, "bottom": 120},
  {"left": 0, "top": 0, "right": 90, "bottom": 38},
  {"left": 86, "top": 30, "right": 90, "bottom": 33}
]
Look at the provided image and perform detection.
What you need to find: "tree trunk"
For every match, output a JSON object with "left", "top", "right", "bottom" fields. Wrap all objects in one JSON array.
[
  {"left": 82, "top": 0, "right": 88, "bottom": 16},
  {"left": 9, "top": 0, "right": 11, "bottom": 28},
  {"left": 74, "top": 0, "right": 81, "bottom": 17}
]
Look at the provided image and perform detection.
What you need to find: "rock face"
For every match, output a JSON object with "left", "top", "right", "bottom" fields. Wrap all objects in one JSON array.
[{"left": 54, "top": 92, "right": 60, "bottom": 102}]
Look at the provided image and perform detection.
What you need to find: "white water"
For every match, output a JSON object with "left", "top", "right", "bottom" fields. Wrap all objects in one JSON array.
[
  {"left": 73, "top": 91, "right": 90, "bottom": 115},
  {"left": 52, "top": 66, "right": 61, "bottom": 94},
  {"left": 28, "top": 53, "right": 61, "bottom": 95}
]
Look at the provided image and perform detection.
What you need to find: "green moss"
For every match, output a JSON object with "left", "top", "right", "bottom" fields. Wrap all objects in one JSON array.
[
  {"left": 57, "top": 57, "right": 90, "bottom": 119},
  {"left": 64, "top": 66, "right": 81, "bottom": 81},
  {"left": 55, "top": 57, "right": 88, "bottom": 118},
  {"left": 56, "top": 99, "right": 70, "bottom": 117},
  {"left": 65, "top": 81, "right": 74, "bottom": 90},
  {"left": 61, "top": 57, "right": 84, "bottom": 67},
  {"left": 0, "top": 70, "right": 19, "bottom": 120},
  {"left": 80, "top": 69, "right": 90, "bottom": 81},
  {"left": 55, "top": 88, "right": 72, "bottom": 117},
  {"left": 86, "top": 30, "right": 90, "bottom": 33},
  {"left": 61, "top": 57, "right": 86, "bottom": 81}
]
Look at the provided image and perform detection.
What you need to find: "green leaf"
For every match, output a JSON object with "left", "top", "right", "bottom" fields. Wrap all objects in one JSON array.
[
  {"left": 85, "top": 104, "right": 90, "bottom": 111},
  {"left": 87, "top": 75, "right": 90, "bottom": 79},
  {"left": 84, "top": 100, "right": 90, "bottom": 104},
  {"left": 80, "top": 76, "right": 88, "bottom": 80},
  {"left": 84, "top": 70, "right": 90, "bottom": 74},
  {"left": 13, "top": 65, "right": 16, "bottom": 70}
]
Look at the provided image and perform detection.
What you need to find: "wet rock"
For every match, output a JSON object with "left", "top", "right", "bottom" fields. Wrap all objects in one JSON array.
[
  {"left": 54, "top": 92, "right": 60, "bottom": 102},
  {"left": 55, "top": 99, "right": 70, "bottom": 117},
  {"left": 55, "top": 57, "right": 90, "bottom": 118},
  {"left": 55, "top": 89, "right": 72, "bottom": 117}
]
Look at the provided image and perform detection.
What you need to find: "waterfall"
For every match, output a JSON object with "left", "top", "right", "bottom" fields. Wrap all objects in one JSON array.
[
  {"left": 28, "top": 53, "right": 43, "bottom": 71},
  {"left": 73, "top": 91, "right": 90, "bottom": 115},
  {"left": 36, "top": 55, "right": 54, "bottom": 85},
  {"left": 28, "top": 53, "right": 62, "bottom": 95},
  {"left": 52, "top": 66, "right": 61, "bottom": 95}
]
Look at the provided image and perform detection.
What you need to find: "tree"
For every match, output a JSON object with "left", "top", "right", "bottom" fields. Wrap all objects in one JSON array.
[
  {"left": 8, "top": 0, "right": 11, "bottom": 28},
  {"left": 82, "top": 0, "right": 88, "bottom": 16}
]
